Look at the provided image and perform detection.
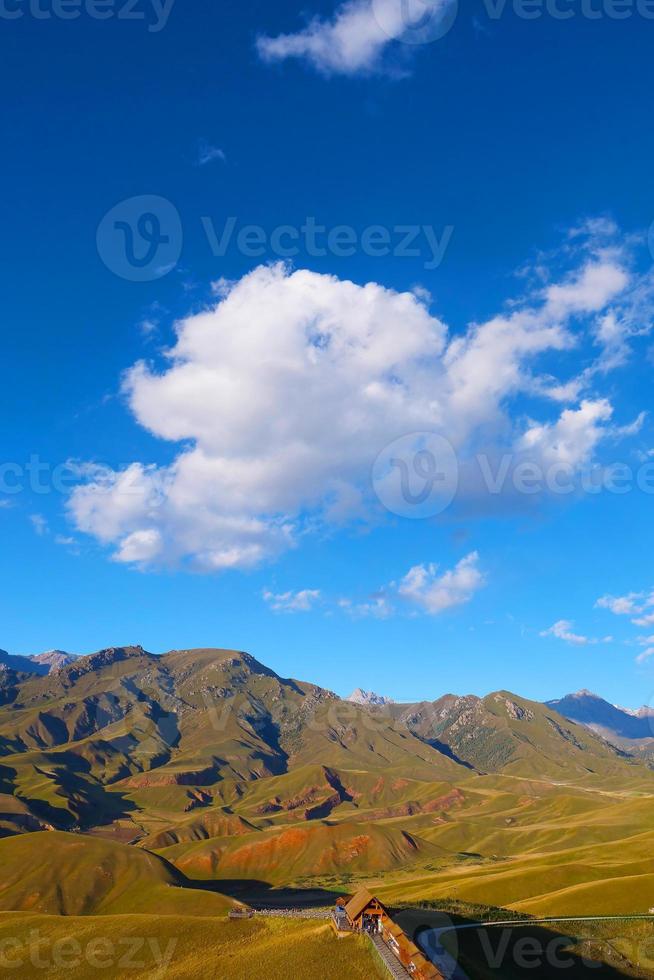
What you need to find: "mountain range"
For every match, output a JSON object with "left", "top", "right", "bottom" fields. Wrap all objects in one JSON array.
[
  {"left": 345, "top": 685, "right": 654, "bottom": 762},
  {"left": 545, "top": 689, "right": 654, "bottom": 760},
  {"left": 2, "top": 646, "right": 654, "bottom": 918},
  {"left": 0, "top": 649, "right": 76, "bottom": 676}
]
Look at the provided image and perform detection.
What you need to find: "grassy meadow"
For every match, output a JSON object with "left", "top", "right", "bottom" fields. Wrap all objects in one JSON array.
[{"left": 0, "top": 913, "right": 382, "bottom": 980}]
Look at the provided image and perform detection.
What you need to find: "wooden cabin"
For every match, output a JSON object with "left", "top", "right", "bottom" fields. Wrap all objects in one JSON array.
[
  {"left": 343, "top": 888, "right": 387, "bottom": 932},
  {"left": 332, "top": 888, "right": 442, "bottom": 979}
]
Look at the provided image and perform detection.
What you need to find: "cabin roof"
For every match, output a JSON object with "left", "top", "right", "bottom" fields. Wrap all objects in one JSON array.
[{"left": 344, "top": 888, "right": 384, "bottom": 921}]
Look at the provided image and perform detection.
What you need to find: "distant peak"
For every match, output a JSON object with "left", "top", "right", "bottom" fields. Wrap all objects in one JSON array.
[
  {"left": 29, "top": 651, "right": 77, "bottom": 674},
  {"left": 621, "top": 704, "right": 654, "bottom": 718},
  {"left": 347, "top": 688, "right": 394, "bottom": 706},
  {"left": 69, "top": 645, "right": 150, "bottom": 670}
]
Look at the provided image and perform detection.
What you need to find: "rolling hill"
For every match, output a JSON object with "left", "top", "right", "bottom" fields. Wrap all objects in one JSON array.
[{"left": 0, "top": 831, "right": 233, "bottom": 915}]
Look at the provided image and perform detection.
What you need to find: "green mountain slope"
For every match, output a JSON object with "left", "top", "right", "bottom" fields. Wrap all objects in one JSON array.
[
  {"left": 392, "top": 691, "right": 640, "bottom": 781},
  {"left": 0, "top": 646, "right": 466, "bottom": 832}
]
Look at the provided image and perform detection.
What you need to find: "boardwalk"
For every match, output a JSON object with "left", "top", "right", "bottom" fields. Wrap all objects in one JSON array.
[{"left": 371, "top": 935, "right": 413, "bottom": 979}]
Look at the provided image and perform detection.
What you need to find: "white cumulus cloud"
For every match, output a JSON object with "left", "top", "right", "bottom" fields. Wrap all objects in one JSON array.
[
  {"left": 68, "top": 232, "right": 644, "bottom": 573},
  {"left": 398, "top": 552, "right": 485, "bottom": 614}
]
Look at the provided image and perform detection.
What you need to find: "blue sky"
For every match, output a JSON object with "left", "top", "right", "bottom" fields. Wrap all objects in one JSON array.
[{"left": 2, "top": 0, "right": 654, "bottom": 706}]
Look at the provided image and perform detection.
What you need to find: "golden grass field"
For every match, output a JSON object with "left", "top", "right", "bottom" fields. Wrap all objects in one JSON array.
[{"left": 0, "top": 913, "right": 383, "bottom": 980}]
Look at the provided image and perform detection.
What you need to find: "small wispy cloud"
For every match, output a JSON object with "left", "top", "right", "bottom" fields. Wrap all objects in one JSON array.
[
  {"left": 29, "top": 514, "right": 49, "bottom": 536},
  {"left": 597, "top": 592, "right": 644, "bottom": 616},
  {"left": 540, "top": 619, "right": 613, "bottom": 647},
  {"left": 636, "top": 645, "right": 654, "bottom": 665},
  {"left": 596, "top": 589, "right": 654, "bottom": 625},
  {"left": 263, "top": 588, "right": 321, "bottom": 613},
  {"left": 197, "top": 140, "right": 226, "bottom": 167},
  {"left": 139, "top": 318, "right": 159, "bottom": 337},
  {"left": 264, "top": 555, "right": 484, "bottom": 620},
  {"left": 137, "top": 301, "right": 166, "bottom": 338},
  {"left": 257, "top": 0, "right": 456, "bottom": 77},
  {"left": 338, "top": 595, "right": 392, "bottom": 619}
]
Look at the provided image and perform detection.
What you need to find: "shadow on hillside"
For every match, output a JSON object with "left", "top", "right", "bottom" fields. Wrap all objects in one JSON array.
[
  {"left": 24, "top": 753, "right": 138, "bottom": 830},
  {"left": 426, "top": 739, "right": 476, "bottom": 771},
  {"left": 0, "top": 763, "right": 16, "bottom": 794},
  {"left": 407, "top": 914, "right": 644, "bottom": 979},
  {"left": 181, "top": 877, "right": 343, "bottom": 908}
]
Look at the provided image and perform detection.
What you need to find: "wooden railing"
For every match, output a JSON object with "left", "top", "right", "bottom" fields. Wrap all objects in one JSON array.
[{"left": 331, "top": 912, "right": 356, "bottom": 933}]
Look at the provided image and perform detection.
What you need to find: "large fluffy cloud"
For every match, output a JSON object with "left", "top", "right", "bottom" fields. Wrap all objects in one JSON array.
[{"left": 69, "top": 236, "right": 645, "bottom": 572}]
